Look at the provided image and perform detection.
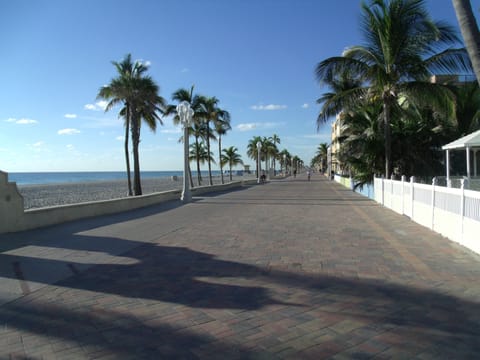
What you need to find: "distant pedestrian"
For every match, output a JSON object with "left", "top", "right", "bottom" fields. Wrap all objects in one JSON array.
[
  {"left": 293, "top": 169, "right": 297, "bottom": 178},
  {"left": 307, "top": 170, "right": 311, "bottom": 181}
]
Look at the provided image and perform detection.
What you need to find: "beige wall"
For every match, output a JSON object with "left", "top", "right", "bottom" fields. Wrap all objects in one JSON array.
[{"left": 0, "top": 171, "right": 257, "bottom": 234}]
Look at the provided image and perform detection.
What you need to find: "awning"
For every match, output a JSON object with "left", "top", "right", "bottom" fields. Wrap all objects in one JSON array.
[{"left": 442, "top": 129, "right": 480, "bottom": 150}]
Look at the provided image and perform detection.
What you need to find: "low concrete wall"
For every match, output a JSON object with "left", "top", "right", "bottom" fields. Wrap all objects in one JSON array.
[{"left": 0, "top": 172, "right": 257, "bottom": 234}]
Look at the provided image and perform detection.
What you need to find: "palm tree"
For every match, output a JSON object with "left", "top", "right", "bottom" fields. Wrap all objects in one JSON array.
[
  {"left": 98, "top": 54, "right": 165, "bottom": 196},
  {"left": 97, "top": 54, "right": 148, "bottom": 196},
  {"left": 221, "top": 146, "right": 243, "bottom": 181},
  {"left": 261, "top": 137, "right": 277, "bottom": 176},
  {"left": 166, "top": 86, "right": 203, "bottom": 186},
  {"left": 129, "top": 76, "right": 166, "bottom": 195},
  {"left": 292, "top": 155, "right": 301, "bottom": 174},
  {"left": 452, "top": 0, "right": 480, "bottom": 86},
  {"left": 279, "top": 149, "right": 291, "bottom": 174},
  {"left": 316, "top": 0, "right": 470, "bottom": 178},
  {"left": 449, "top": 81, "right": 480, "bottom": 136},
  {"left": 189, "top": 141, "right": 215, "bottom": 183},
  {"left": 316, "top": 143, "right": 329, "bottom": 173},
  {"left": 247, "top": 136, "right": 263, "bottom": 178},
  {"left": 215, "top": 110, "right": 232, "bottom": 184},
  {"left": 199, "top": 96, "right": 229, "bottom": 186},
  {"left": 270, "top": 134, "right": 281, "bottom": 174}
]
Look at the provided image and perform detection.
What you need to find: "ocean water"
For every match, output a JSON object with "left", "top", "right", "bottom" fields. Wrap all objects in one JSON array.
[{"left": 8, "top": 171, "right": 224, "bottom": 186}]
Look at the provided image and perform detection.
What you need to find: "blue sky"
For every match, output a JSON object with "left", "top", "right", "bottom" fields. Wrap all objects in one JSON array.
[{"left": 0, "top": 0, "right": 476, "bottom": 172}]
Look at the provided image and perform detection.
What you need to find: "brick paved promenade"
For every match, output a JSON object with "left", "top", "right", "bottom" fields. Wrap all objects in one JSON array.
[{"left": 0, "top": 174, "right": 479, "bottom": 359}]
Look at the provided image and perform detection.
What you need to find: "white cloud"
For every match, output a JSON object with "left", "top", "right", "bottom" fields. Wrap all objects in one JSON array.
[
  {"left": 6, "top": 118, "right": 38, "bottom": 124},
  {"left": 160, "top": 128, "right": 181, "bottom": 134},
  {"left": 115, "top": 136, "right": 124, "bottom": 141},
  {"left": 17, "top": 118, "right": 38, "bottom": 124},
  {"left": 237, "top": 123, "right": 258, "bottom": 132},
  {"left": 66, "top": 144, "right": 75, "bottom": 150},
  {"left": 302, "top": 103, "right": 309, "bottom": 109},
  {"left": 302, "top": 134, "right": 331, "bottom": 143},
  {"left": 58, "top": 128, "right": 81, "bottom": 135},
  {"left": 236, "top": 122, "right": 281, "bottom": 132},
  {"left": 32, "top": 141, "right": 45, "bottom": 147},
  {"left": 84, "top": 100, "right": 108, "bottom": 111},
  {"left": 250, "top": 104, "right": 287, "bottom": 111},
  {"left": 64, "top": 113, "right": 77, "bottom": 119},
  {"left": 28, "top": 141, "right": 48, "bottom": 153}
]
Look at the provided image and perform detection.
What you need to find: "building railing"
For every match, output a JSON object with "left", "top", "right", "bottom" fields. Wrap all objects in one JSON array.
[{"left": 374, "top": 176, "right": 480, "bottom": 255}]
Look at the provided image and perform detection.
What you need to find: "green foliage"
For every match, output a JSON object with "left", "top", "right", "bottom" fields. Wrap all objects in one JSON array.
[{"left": 315, "top": 0, "right": 472, "bottom": 180}]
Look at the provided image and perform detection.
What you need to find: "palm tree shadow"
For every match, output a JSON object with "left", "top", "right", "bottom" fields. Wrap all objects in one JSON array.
[
  {"left": 65, "top": 242, "right": 298, "bottom": 310},
  {"left": 2, "top": 299, "right": 268, "bottom": 359}
]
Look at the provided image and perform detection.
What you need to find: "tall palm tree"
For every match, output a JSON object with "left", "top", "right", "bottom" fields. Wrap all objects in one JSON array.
[
  {"left": 221, "top": 146, "right": 243, "bottom": 181},
  {"left": 129, "top": 76, "right": 166, "bottom": 195},
  {"left": 199, "top": 96, "right": 229, "bottom": 186},
  {"left": 452, "top": 0, "right": 480, "bottom": 86},
  {"left": 261, "top": 137, "right": 277, "bottom": 176},
  {"left": 270, "top": 134, "right": 281, "bottom": 174},
  {"left": 166, "top": 86, "right": 203, "bottom": 186},
  {"left": 316, "top": 0, "right": 470, "bottom": 178},
  {"left": 279, "top": 149, "right": 291, "bottom": 174},
  {"left": 189, "top": 141, "right": 215, "bottom": 183},
  {"left": 97, "top": 54, "right": 148, "bottom": 196},
  {"left": 98, "top": 54, "right": 165, "bottom": 196},
  {"left": 247, "top": 136, "right": 263, "bottom": 178},
  {"left": 316, "top": 143, "right": 329, "bottom": 173},
  {"left": 449, "top": 81, "right": 480, "bottom": 136},
  {"left": 215, "top": 110, "right": 232, "bottom": 184}
]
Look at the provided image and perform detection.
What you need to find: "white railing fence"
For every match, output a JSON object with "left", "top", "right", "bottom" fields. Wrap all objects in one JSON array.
[{"left": 374, "top": 176, "right": 480, "bottom": 255}]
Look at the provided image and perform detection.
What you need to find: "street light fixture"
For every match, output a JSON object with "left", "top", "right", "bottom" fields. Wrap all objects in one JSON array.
[
  {"left": 257, "top": 141, "right": 262, "bottom": 184},
  {"left": 177, "top": 101, "right": 194, "bottom": 202}
]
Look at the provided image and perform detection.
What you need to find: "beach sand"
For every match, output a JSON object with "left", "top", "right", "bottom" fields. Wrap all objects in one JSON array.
[{"left": 18, "top": 175, "right": 253, "bottom": 209}]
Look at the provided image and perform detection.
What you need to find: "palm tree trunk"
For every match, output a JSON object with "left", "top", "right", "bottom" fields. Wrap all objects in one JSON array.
[
  {"left": 195, "top": 136, "right": 202, "bottom": 186},
  {"left": 188, "top": 163, "right": 194, "bottom": 188},
  {"left": 384, "top": 100, "right": 392, "bottom": 178},
  {"left": 131, "top": 117, "right": 142, "bottom": 196},
  {"left": 452, "top": 0, "right": 480, "bottom": 86},
  {"left": 229, "top": 163, "right": 233, "bottom": 181},
  {"left": 206, "top": 126, "right": 213, "bottom": 186},
  {"left": 219, "top": 135, "right": 224, "bottom": 184},
  {"left": 124, "top": 108, "right": 133, "bottom": 196}
]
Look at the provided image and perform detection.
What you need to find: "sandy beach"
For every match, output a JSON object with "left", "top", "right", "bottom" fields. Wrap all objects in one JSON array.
[{"left": 18, "top": 175, "right": 253, "bottom": 210}]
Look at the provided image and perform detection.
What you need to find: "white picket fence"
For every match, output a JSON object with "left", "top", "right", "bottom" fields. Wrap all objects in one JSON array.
[{"left": 374, "top": 176, "right": 480, "bottom": 255}]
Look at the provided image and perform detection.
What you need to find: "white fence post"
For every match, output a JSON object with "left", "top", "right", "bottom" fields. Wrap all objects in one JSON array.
[
  {"left": 390, "top": 174, "right": 394, "bottom": 208},
  {"left": 381, "top": 176, "right": 385, "bottom": 206},
  {"left": 401, "top": 175, "right": 406, "bottom": 215},
  {"left": 431, "top": 177, "right": 437, "bottom": 230},
  {"left": 460, "top": 179, "right": 465, "bottom": 241},
  {"left": 410, "top": 176, "right": 415, "bottom": 220}
]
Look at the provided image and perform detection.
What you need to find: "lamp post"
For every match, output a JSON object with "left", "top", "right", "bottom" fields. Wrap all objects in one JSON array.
[
  {"left": 257, "top": 141, "right": 262, "bottom": 183},
  {"left": 177, "top": 101, "right": 194, "bottom": 202}
]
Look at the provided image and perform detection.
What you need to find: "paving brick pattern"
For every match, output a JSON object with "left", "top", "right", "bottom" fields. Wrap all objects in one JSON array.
[{"left": 1, "top": 174, "right": 479, "bottom": 359}]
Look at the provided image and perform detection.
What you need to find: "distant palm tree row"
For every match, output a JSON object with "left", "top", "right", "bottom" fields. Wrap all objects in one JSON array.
[
  {"left": 246, "top": 135, "right": 304, "bottom": 176},
  {"left": 98, "top": 55, "right": 244, "bottom": 195},
  {"left": 314, "top": 0, "right": 478, "bottom": 185}
]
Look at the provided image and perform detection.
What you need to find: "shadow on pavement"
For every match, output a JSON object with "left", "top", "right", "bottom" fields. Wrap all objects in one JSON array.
[
  {"left": 0, "top": 233, "right": 479, "bottom": 357},
  {"left": 1, "top": 299, "right": 269, "bottom": 359}
]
